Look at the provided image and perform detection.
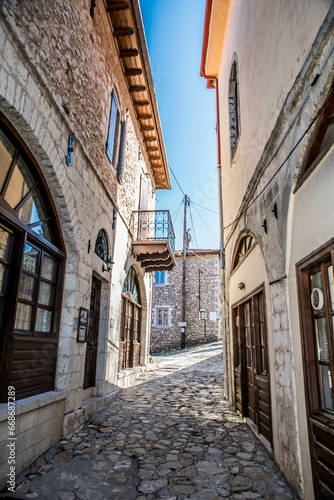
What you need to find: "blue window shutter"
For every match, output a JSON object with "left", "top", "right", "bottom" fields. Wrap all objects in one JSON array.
[
  {"left": 155, "top": 271, "right": 159, "bottom": 284},
  {"left": 161, "top": 271, "right": 165, "bottom": 284},
  {"left": 117, "top": 120, "right": 127, "bottom": 182},
  {"left": 106, "top": 90, "right": 118, "bottom": 163}
]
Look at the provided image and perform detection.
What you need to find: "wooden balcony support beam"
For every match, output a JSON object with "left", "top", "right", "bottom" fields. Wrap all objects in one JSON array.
[
  {"left": 130, "top": 85, "right": 146, "bottom": 92},
  {"left": 106, "top": 3, "right": 129, "bottom": 12}
]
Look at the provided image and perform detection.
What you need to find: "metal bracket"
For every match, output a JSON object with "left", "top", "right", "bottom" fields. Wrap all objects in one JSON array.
[{"left": 66, "top": 135, "right": 74, "bottom": 166}]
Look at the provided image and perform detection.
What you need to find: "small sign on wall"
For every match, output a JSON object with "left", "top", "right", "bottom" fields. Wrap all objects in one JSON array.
[{"left": 77, "top": 307, "right": 88, "bottom": 342}]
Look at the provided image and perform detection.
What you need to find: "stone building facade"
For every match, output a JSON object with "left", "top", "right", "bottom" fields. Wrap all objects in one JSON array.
[
  {"left": 150, "top": 250, "right": 220, "bottom": 353},
  {"left": 0, "top": 0, "right": 174, "bottom": 488},
  {"left": 201, "top": 1, "right": 334, "bottom": 498}
]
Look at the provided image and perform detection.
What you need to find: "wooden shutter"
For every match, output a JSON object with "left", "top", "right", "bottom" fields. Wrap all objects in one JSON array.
[
  {"left": 117, "top": 120, "right": 127, "bottom": 182},
  {"left": 106, "top": 90, "right": 118, "bottom": 163}
]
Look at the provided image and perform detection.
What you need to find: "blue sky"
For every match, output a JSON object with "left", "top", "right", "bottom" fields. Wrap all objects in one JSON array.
[{"left": 139, "top": 0, "right": 219, "bottom": 251}]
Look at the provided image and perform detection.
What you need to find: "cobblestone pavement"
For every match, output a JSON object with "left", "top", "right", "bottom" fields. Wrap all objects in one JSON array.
[{"left": 10, "top": 342, "right": 298, "bottom": 499}]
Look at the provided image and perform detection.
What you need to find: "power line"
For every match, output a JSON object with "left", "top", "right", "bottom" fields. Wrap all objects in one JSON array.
[
  {"left": 172, "top": 199, "right": 183, "bottom": 225},
  {"left": 168, "top": 163, "right": 185, "bottom": 196},
  {"left": 190, "top": 200, "right": 219, "bottom": 215},
  {"left": 190, "top": 200, "right": 219, "bottom": 242}
]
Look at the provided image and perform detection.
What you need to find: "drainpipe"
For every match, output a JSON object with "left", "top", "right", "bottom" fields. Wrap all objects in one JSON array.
[
  {"left": 200, "top": 0, "right": 223, "bottom": 268},
  {"left": 200, "top": 0, "right": 228, "bottom": 398}
]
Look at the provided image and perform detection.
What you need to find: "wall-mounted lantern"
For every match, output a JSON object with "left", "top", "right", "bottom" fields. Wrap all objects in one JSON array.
[
  {"left": 102, "top": 257, "right": 114, "bottom": 273},
  {"left": 238, "top": 282, "right": 245, "bottom": 290}
]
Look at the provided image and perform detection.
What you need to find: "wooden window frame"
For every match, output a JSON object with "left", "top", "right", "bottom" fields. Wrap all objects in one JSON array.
[
  {"left": 297, "top": 238, "right": 334, "bottom": 418},
  {"left": 0, "top": 115, "right": 65, "bottom": 402},
  {"left": 295, "top": 88, "right": 334, "bottom": 192},
  {"left": 231, "top": 232, "right": 257, "bottom": 274}
]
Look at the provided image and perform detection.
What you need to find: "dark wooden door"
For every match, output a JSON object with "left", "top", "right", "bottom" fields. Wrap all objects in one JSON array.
[
  {"left": 83, "top": 275, "right": 101, "bottom": 389},
  {"left": 233, "top": 288, "right": 272, "bottom": 445},
  {"left": 298, "top": 253, "right": 334, "bottom": 499},
  {"left": 244, "top": 301, "right": 256, "bottom": 423},
  {"left": 119, "top": 295, "right": 141, "bottom": 371}
]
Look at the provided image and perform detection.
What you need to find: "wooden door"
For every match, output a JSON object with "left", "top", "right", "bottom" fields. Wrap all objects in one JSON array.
[
  {"left": 244, "top": 302, "right": 256, "bottom": 423},
  {"left": 298, "top": 250, "right": 334, "bottom": 499},
  {"left": 83, "top": 275, "right": 101, "bottom": 389},
  {"left": 233, "top": 287, "right": 272, "bottom": 445}
]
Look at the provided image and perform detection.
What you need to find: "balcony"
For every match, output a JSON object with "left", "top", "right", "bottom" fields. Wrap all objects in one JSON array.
[{"left": 131, "top": 210, "right": 176, "bottom": 272}]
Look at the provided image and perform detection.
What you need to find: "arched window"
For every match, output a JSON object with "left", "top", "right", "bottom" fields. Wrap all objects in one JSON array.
[
  {"left": 94, "top": 229, "right": 110, "bottom": 263},
  {"left": 0, "top": 115, "right": 64, "bottom": 401},
  {"left": 296, "top": 88, "right": 334, "bottom": 190},
  {"left": 119, "top": 267, "right": 141, "bottom": 370},
  {"left": 232, "top": 233, "right": 256, "bottom": 272},
  {"left": 229, "top": 55, "right": 240, "bottom": 160}
]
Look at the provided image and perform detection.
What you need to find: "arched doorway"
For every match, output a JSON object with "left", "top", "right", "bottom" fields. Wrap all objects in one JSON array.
[
  {"left": 119, "top": 267, "right": 141, "bottom": 370},
  {"left": 0, "top": 115, "right": 65, "bottom": 401},
  {"left": 230, "top": 233, "right": 272, "bottom": 445}
]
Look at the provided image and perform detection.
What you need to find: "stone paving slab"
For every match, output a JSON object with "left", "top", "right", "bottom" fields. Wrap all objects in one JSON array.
[{"left": 2, "top": 342, "right": 298, "bottom": 499}]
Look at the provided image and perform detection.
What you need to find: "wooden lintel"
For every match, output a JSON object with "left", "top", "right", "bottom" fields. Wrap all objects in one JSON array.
[
  {"left": 134, "top": 100, "right": 150, "bottom": 107},
  {"left": 125, "top": 68, "right": 143, "bottom": 76},
  {"left": 141, "top": 125, "right": 154, "bottom": 131},
  {"left": 120, "top": 48, "right": 139, "bottom": 58},
  {"left": 114, "top": 27, "right": 134, "bottom": 37},
  {"left": 106, "top": 3, "right": 129, "bottom": 12},
  {"left": 138, "top": 113, "right": 152, "bottom": 119},
  {"left": 130, "top": 85, "right": 146, "bottom": 92}
]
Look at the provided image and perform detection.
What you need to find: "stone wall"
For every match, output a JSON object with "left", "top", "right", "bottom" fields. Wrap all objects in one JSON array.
[
  {"left": 151, "top": 251, "right": 220, "bottom": 353},
  {"left": 0, "top": 0, "right": 157, "bottom": 486}
]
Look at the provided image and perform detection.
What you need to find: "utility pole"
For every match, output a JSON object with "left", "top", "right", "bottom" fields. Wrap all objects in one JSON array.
[{"left": 181, "top": 195, "right": 188, "bottom": 349}]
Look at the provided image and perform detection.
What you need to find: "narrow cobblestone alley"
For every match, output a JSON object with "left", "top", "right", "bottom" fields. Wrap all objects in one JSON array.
[{"left": 11, "top": 343, "right": 297, "bottom": 500}]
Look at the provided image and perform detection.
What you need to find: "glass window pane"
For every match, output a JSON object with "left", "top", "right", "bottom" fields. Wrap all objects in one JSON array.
[
  {"left": 259, "top": 297, "right": 263, "bottom": 322},
  {"left": 244, "top": 305, "right": 249, "bottom": 326},
  {"left": 15, "top": 302, "right": 32, "bottom": 330},
  {"left": 23, "top": 243, "right": 39, "bottom": 274},
  {"left": 19, "top": 274, "right": 35, "bottom": 301},
  {"left": 315, "top": 317, "right": 329, "bottom": 361},
  {"left": 319, "top": 365, "right": 333, "bottom": 411},
  {"left": 261, "top": 347, "right": 266, "bottom": 373},
  {"left": 0, "top": 228, "right": 12, "bottom": 261},
  {"left": 246, "top": 348, "right": 252, "bottom": 368},
  {"left": 260, "top": 324, "right": 265, "bottom": 346},
  {"left": 41, "top": 255, "right": 57, "bottom": 282},
  {"left": 245, "top": 326, "right": 251, "bottom": 346},
  {"left": 164, "top": 310, "right": 168, "bottom": 325},
  {"left": 158, "top": 310, "right": 162, "bottom": 325},
  {"left": 4, "top": 155, "right": 35, "bottom": 209},
  {"left": 0, "top": 128, "right": 15, "bottom": 193},
  {"left": 0, "top": 263, "right": 8, "bottom": 294},
  {"left": 327, "top": 266, "right": 334, "bottom": 311},
  {"left": 38, "top": 282, "right": 54, "bottom": 307},
  {"left": 35, "top": 308, "right": 52, "bottom": 333}
]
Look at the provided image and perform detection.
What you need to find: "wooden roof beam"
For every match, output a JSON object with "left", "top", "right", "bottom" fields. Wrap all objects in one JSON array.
[
  {"left": 145, "top": 137, "right": 157, "bottom": 142},
  {"left": 106, "top": 2, "right": 129, "bottom": 12},
  {"left": 119, "top": 48, "right": 139, "bottom": 58},
  {"left": 138, "top": 113, "right": 152, "bottom": 119},
  {"left": 113, "top": 27, "right": 134, "bottom": 37},
  {"left": 130, "top": 85, "right": 146, "bottom": 92},
  {"left": 134, "top": 100, "right": 150, "bottom": 107},
  {"left": 141, "top": 125, "right": 154, "bottom": 131},
  {"left": 125, "top": 68, "right": 143, "bottom": 76}
]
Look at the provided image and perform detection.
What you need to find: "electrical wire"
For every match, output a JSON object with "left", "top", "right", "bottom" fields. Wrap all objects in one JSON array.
[
  {"left": 168, "top": 163, "right": 185, "bottom": 196},
  {"left": 172, "top": 199, "right": 183, "bottom": 226},
  {"left": 188, "top": 202, "right": 198, "bottom": 249},
  {"left": 190, "top": 200, "right": 219, "bottom": 215},
  {"left": 191, "top": 200, "right": 219, "bottom": 242},
  {"left": 223, "top": 87, "right": 334, "bottom": 232}
]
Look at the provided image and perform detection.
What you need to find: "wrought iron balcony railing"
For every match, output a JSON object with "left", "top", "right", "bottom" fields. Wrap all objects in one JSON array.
[{"left": 132, "top": 210, "right": 175, "bottom": 252}]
